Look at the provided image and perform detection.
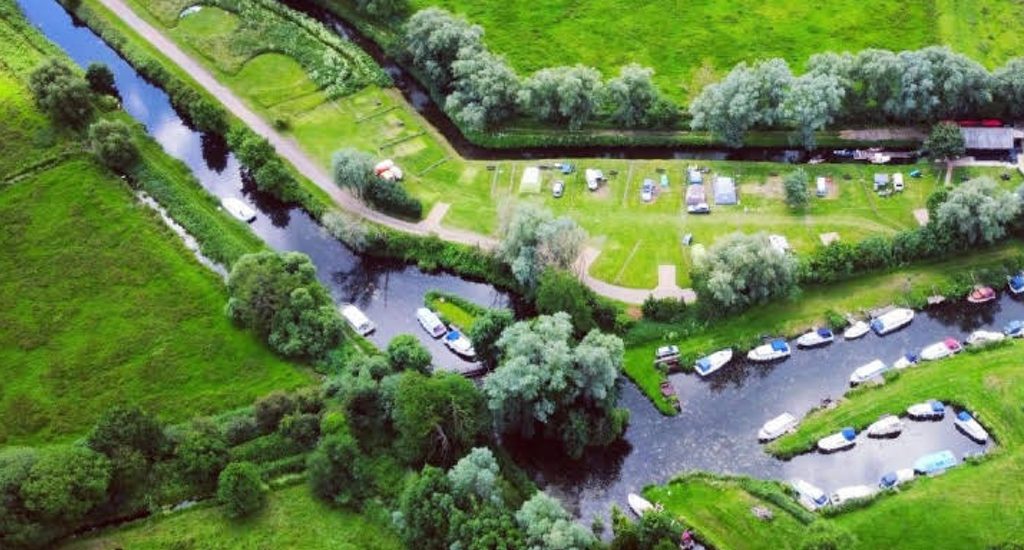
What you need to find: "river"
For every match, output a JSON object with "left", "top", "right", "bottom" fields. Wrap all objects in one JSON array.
[{"left": 18, "top": 0, "right": 1015, "bottom": 532}]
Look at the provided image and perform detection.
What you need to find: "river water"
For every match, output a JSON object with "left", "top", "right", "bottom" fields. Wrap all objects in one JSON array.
[{"left": 18, "top": 0, "right": 1015, "bottom": 531}]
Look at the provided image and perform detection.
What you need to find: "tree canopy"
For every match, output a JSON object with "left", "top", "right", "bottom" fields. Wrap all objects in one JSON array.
[
  {"left": 389, "top": 371, "right": 488, "bottom": 467},
  {"left": 925, "top": 122, "right": 966, "bottom": 162},
  {"left": 88, "top": 119, "right": 138, "bottom": 172},
  {"left": 497, "top": 204, "right": 586, "bottom": 289},
  {"left": 446, "top": 49, "right": 520, "bottom": 131},
  {"left": 216, "top": 462, "right": 266, "bottom": 519},
  {"left": 518, "top": 65, "right": 603, "bottom": 130},
  {"left": 331, "top": 147, "right": 375, "bottom": 199},
  {"left": 783, "top": 169, "right": 810, "bottom": 210},
  {"left": 936, "top": 177, "right": 1021, "bottom": 245},
  {"left": 402, "top": 8, "right": 483, "bottom": 90},
  {"left": 19, "top": 447, "right": 110, "bottom": 524},
  {"left": 602, "top": 64, "right": 675, "bottom": 128},
  {"left": 28, "top": 59, "right": 92, "bottom": 127},
  {"left": 692, "top": 232, "right": 799, "bottom": 311}
]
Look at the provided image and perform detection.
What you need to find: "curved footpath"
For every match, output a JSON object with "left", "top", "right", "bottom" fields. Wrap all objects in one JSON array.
[{"left": 96, "top": 0, "right": 690, "bottom": 303}]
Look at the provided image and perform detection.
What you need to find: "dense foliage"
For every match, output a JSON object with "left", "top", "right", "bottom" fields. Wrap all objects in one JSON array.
[
  {"left": 497, "top": 204, "right": 586, "bottom": 289},
  {"left": 390, "top": 371, "right": 488, "bottom": 466},
  {"left": 936, "top": 177, "right": 1021, "bottom": 246},
  {"left": 85, "top": 62, "right": 117, "bottom": 97},
  {"left": 386, "top": 334, "right": 433, "bottom": 375},
  {"left": 28, "top": 59, "right": 92, "bottom": 127},
  {"left": 925, "top": 121, "right": 966, "bottom": 162},
  {"left": 468, "top": 308, "right": 515, "bottom": 370},
  {"left": 227, "top": 128, "right": 304, "bottom": 203},
  {"left": 692, "top": 232, "right": 799, "bottom": 312},
  {"left": 216, "top": 462, "right": 267, "bottom": 518},
  {"left": 331, "top": 147, "right": 423, "bottom": 219},
  {"left": 88, "top": 119, "right": 138, "bottom": 172},
  {"left": 783, "top": 168, "right": 810, "bottom": 210}
]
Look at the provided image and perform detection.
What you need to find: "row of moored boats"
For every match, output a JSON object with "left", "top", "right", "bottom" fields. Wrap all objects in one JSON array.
[{"left": 339, "top": 304, "right": 477, "bottom": 360}]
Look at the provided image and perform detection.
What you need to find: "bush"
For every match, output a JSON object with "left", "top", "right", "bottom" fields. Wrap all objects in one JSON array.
[
  {"left": 363, "top": 178, "right": 423, "bottom": 219},
  {"left": 641, "top": 296, "right": 688, "bottom": 323},
  {"left": 254, "top": 391, "right": 297, "bottom": 434},
  {"left": 176, "top": 419, "right": 229, "bottom": 491},
  {"left": 387, "top": 334, "right": 433, "bottom": 374},
  {"left": 230, "top": 432, "right": 306, "bottom": 464},
  {"left": 222, "top": 415, "right": 259, "bottom": 446},
  {"left": 217, "top": 462, "right": 267, "bottom": 519},
  {"left": 279, "top": 413, "right": 322, "bottom": 449},
  {"left": 88, "top": 119, "right": 138, "bottom": 172},
  {"left": 85, "top": 62, "right": 117, "bottom": 96},
  {"left": 29, "top": 59, "right": 92, "bottom": 127}
]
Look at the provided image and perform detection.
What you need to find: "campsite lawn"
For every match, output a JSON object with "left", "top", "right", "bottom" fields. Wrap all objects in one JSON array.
[{"left": 64, "top": 483, "right": 403, "bottom": 549}]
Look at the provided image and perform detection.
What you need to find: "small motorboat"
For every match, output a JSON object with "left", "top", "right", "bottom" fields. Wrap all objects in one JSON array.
[
  {"left": 415, "top": 307, "right": 447, "bottom": 338},
  {"left": 849, "top": 359, "right": 889, "bottom": 385},
  {"left": 870, "top": 308, "right": 915, "bottom": 335},
  {"left": 967, "top": 285, "right": 997, "bottom": 304},
  {"left": 817, "top": 427, "right": 857, "bottom": 452},
  {"left": 1008, "top": 273, "right": 1024, "bottom": 295},
  {"left": 879, "top": 469, "right": 915, "bottom": 489},
  {"left": 866, "top": 415, "right": 904, "bottom": 438},
  {"left": 340, "top": 304, "right": 375, "bottom": 336},
  {"left": 954, "top": 411, "right": 989, "bottom": 443},
  {"left": 747, "top": 339, "right": 791, "bottom": 363},
  {"left": 627, "top": 493, "right": 654, "bottom": 516},
  {"left": 654, "top": 345, "right": 680, "bottom": 365},
  {"left": 893, "top": 352, "right": 919, "bottom": 370},
  {"left": 843, "top": 321, "right": 870, "bottom": 340},
  {"left": 791, "top": 479, "right": 830, "bottom": 510},
  {"left": 1005, "top": 320, "right": 1024, "bottom": 338},
  {"left": 914, "top": 450, "right": 957, "bottom": 475},
  {"left": 758, "top": 412, "right": 798, "bottom": 442},
  {"left": 797, "top": 328, "right": 835, "bottom": 348},
  {"left": 221, "top": 197, "right": 256, "bottom": 223},
  {"left": 907, "top": 399, "right": 945, "bottom": 420},
  {"left": 444, "top": 329, "right": 476, "bottom": 359},
  {"left": 966, "top": 330, "right": 1005, "bottom": 346},
  {"left": 920, "top": 338, "right": 962, "bottom": 361},
  {"left": 694, "top": 349, "right": 733, "bottom": 377},
  {"left": 830, "top": 485, "right": 875, "bottom": 507}
]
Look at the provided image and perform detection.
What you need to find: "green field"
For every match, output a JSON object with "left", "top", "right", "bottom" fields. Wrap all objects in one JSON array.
[
  {"left": 412, "top": 0, "right": 1024, "bottom": 102},
  {"left": 64, "top": 484, "right": 402, "bottom": 549}
]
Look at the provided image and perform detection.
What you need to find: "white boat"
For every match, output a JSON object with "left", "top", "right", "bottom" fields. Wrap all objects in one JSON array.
[
  {"left": 870, "top": 308, "right": 914, "bottom": 335},
  {"left": 893, "top": 352, "right": 919, "bottom": 370},
  {"left": 627, "top": 493, "right": 654, "bottom": 516},
  {"left": 866, "top": 415, "right": 904, "bottom": 438},
  {"left": 817, "top": 427, "right": 857, "bottom": 452},
  {"left": 1006, "top": 320, "right": 1024, "bottom": 338},
  {"left": 843, "top": 321, "right": 870, "bottom": 340},
  {"left": 694, "top": 349, "right": 733, "bottom": 377},
  {"left": 444, "top": 329, "right": 476, "bottom": 359},
  {"left": 791, "top": 479, "right": 830, "bottom": 510},
  {"left": 831, "top": 485, "right": 875, "bottom": 506},
  {"left": 920, "top": 338, "right": 962, "bottom": 361},
  {"left": 879, "top": 468, "right": 915, "bottom": 489},
  {"left": 221, "top": 197, "right": 256, "bottom": 223},
  {"left": 340, "top": 304, "right": 375, "bottom": 336},
  {"left": 966, "top": 330, "right": 1005, "bottom": 346},
  {"left": 797, "top": 328, "right": 835, "bottom": 348},
  {"left": 415, "top": 308, "right": 447, "bottom": 338},
  {"left": 747, "top": 339, "right": 791, "bottom": 363},
  {"left": 758, "top": 412, "right": 798, "bottom": 442},
  {"left": 907, "top": 399, "right": 945, "bottom": 420},
  {"left": 654, "top": 345, "right": 681, "bottom": 365},
  {"left": 849, "top": 359, "right": 890, "bottom": 385},
  {"left": 954, "top": 411, "right": 989, "bottom": 443}
]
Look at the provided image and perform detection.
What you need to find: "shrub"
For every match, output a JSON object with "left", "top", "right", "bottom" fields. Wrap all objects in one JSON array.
[
  {"left": 222, "top": 415, "right": 259, "bottom": 446},
  {"left": 176, "top": 419, "right": 229, "bottom": 491},
  {"left": 217, "top": 462, "right": 267, "bottom": 519},
  {"left": 230, "top": 432, "right": 305, "bottom": 464},
  {"left": 387, "top": 334, "right": 433, "bottom": 374},
  {"left": 28, "top": 59, "right": 92, "bottom": 127},
  {"left": 641, "top": 296, "right": 688, "bottom": 324},
  {"left": 88, "top": 119, "right": 138, "bottom": 172},
  {"left": 783, "top": 168, "right": 810, "bottom": 209},
  {"left": 85, "top": 62, "right": 117, "bottom": 96},
  {"left": 254, "top": 391, "right": 297, "bottom": 434},
  {"left": 279, "top": 413, "right": 322, "bottom": 449},
  {"left": 363, "top": 178, "right": 423, "bottom": 219}
]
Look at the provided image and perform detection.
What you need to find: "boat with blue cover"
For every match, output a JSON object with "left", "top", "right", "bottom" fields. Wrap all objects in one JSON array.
[
  {"left": 879, "top": 468, "right": 915, "bottom": 489},
  {"left": 444, "top": 329, "right": 476, "bottom": 359},
  {"left": 747, "top": 339, "right": 791, "bottom": 362},
  {"left": 818, "top": 427, "right": 857, "bottom": 452},
  {"left": 907, "top": 399, "right": 945, "bottom": 420},
  {"left": 893, "top": 352, "right": 919, "bottom": 370},
  {"left": 1005, "top": 320, "right": 1024, "bottom": 338},
  {"left": 954, "top": 411, "right": 989, "bottom": 443},
  {"left": 914, "top": 450, "right": 957, "bottom": 474},
  {"left": 1009, "top": 273, "right": 1024, "bottom": 295},
  {"left": 870, "top": 308, "right": 914, "bottom": 335},
  {"left": 694, "top": 349, "right": 733, "bottom": 377},
  {"left": 797, "top": 328, "right": 835, "bottom": 348}
]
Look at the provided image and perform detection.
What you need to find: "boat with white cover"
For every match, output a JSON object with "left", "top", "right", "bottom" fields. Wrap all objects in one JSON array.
[
  {"left": 879, "top": 468, "right": 915, "bottom": 489},
  {"left": 870, "top": 308, "right": 914, "bottom": 335},
  {"left": 747, "top": 339, "right": 791, "bottom": 362},
  {"left": 758, "top": 412, "right": 798, "bottom": 442},
  {"left": 954, "top": 411, "right": 989, "bottom": 443},
  {"left": 849, "top": 359, "right": 889, "bottom": 385},
  {"left": 444, "top": 329, "right": 476, "bottom": 359},
  {"left": 415, "top": 308, "right": 447, "bottom": 338},
  {"left": 817, "top": 427, "right": 857, "bottom": 452},
  {"left": 893, "top": 352, "right": 919, "bottom": 370},
  {"left": 627, "top": 493, "right": 654, "bottom": 516},
  {"left": 694, "top": 349, "right": 733, "bottom": 377},
  {"left": 907, "top": 400, "right": 945, "bottom": 420},
  {"left": 830, "top": 485, "right": 875, "bottom": 506},
  {"left": 791, "top": 479, "right": 830, "bottom": 510},
  {"left": 843, "top": 321, "right": 870, "bottom": 340},
  {"left": 866, "top": 415, "right": 903, "bottom": 438},
  {"left": 966, "top": 330, "right": 1005, "bottom": 346},
  {"left": 340, "top": 304, "right": 375, "bottom": 336},
  {"left": 221, "top": 197, "right": 256, "bottom": 223},
  {"left": 797, "top": 328, "right": 834, "bottom": 348},
  {"left": 920, "top": 338, "right": 962, "bottom": 361}
]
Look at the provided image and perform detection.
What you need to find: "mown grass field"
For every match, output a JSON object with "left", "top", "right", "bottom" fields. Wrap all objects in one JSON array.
[
  {"left": 412, "top": 0, "right": 1024, "bottom": 102},
  {"left": 64, "top": 484, "right": 403, "bottom": 549}
]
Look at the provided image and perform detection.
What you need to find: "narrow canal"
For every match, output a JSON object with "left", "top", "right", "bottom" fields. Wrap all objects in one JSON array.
[{"left": 19, "top": 0, "right": 1014, "bottom": 530}]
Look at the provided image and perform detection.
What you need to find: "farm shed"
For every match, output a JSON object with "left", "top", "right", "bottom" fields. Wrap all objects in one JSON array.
[
  {"left": 713, "top": 176, "right": 737, "bottom": 205},
  {"left": 961, "top": 127, "right": 1014, "bottom": 151}
]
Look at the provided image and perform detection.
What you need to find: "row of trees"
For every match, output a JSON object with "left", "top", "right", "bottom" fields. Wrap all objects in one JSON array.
[
  {"left": 402, "top": 8, "right": 677, "bottom": 131},
  {"left": 691, "top": 46, "right": 1024, "bottom": 148}
]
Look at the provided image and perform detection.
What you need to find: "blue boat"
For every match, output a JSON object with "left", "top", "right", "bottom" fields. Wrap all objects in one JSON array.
[
  {"left": 1009, "top": 273, "right": 1024, "bottom": 295},
  {"left": 914, "top": 450, "right": 957, "bottom": 474},
  {"left": 1005, "top": 320, "right": 1024, "bottom": 338}
]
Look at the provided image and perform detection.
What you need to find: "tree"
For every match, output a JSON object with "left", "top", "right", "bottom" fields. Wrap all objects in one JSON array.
[
  {"left": 402, "top": 8, "right": 483, "bottom": 90},
  {"left": 390, "top": 371, "right": 487, "bottom": 467},
  {"left": 692, "top": 232, "right": 799, "bottom": 312},
  {"left": 468, "top": 308, "right": 514, "bottom": 370},
  {"left": 176, "top": 419, "right": 229, "bottom": 490},
  {"left": 85, "top": 63, "right": 117, "bottom": 96},
  {"left": 307, "top": 431, "right": 365, "bottom": 506},
  {"left": 88, "top": 119, "right": 138, "bottom": 172},
  {"left": 447, "top": 447, "right": 503, "bottom": 507},
  {"left": 516, "top": 491, "right": 597, "bottom": 549},
  {"left": 0, "top": 448, "right": 43, "bottom": 548},
  {"left": 253, "top": 391, "right": 296, "bottom": 434},
  {"left": 994, "top": 58, "right": 1024, "bottom": 119},
  {"left": 355, "top": 0, "right": 407, "bottom": 18},
  {"left": 279, "top": 413, "right": 322, "bottom": 449},
  {"left": 936, "top": 177, "right": 1021, "bottom": 245},
  {"left": 331, "top": 147, "right": 375, "bottom": 199},
  {"left": 690, "top": 59, "right": 793, "bottom": 147},
  {"left": 387, "top": 334, "right": 432, "bottom": 375},
  {"left": 227, "top": 252, "right": 344, "bottom": 359},
  {"left": 535, "top": 269, "right": 596, "bottom": 336},
  {"left": 20, "top": 447, "right": 110, "bottom": 523},
  {"left": 783, "top": 169, "right": 810, "bottom": 209},
  {"left": 448, "top": 504, "right": 525, "bottom": 550},
  {"left": 784, "top": 73, "right": 844, "bottom": 149},
  {"left": 603, "top": 64, "right": 675, "bottom": 128},
  {"left": 86, "top": 405, "right": 166, "bottom": 461},
  {"left": 609, "top": 507, "right": 682, "bottom": 550},
  {"left": 28, "top": 59, "right": 92, "bottom": 127},
  {"left": 497, "top": 204, "right": 586, "bottom": 289},
  {"left": 925, "top": 122, "right": 966, "bottom": 162},
  {"left": 446, "top": 50, "right": 520, "bottom": 131},
  {"left": 252, "top": 160, "right": 301, "bottom": 203},
  {"left": 397, "top": 466, "right": 456, "bottom": 550},
  {"left": 519, "top": 65, "right": 603, "bottom": 130},
  {"left": 223, "top": 415, "right": 259, "bottom": 446},
  {"left": 216, "top": 462, "right": 266, "bottom": 519},
  {"left": 799, "top": 522, "right": 856, "bottom": 550}
]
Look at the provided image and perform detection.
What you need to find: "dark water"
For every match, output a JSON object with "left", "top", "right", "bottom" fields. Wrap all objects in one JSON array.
[
  {"left": 18, "top": 0, "right": 504, "bottom": 374},
  {"left": 17, "top": 0, "right": 1011, "bottom": 531}
]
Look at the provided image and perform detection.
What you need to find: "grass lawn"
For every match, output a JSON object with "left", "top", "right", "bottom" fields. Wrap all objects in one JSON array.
[{"left": 64, "top": 484, "right": 403, "bottom": 549}]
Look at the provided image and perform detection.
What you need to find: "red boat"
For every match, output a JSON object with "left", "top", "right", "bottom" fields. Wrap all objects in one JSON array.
[{"left": 967, "top": 286, "right": 996, "bottom": 304}]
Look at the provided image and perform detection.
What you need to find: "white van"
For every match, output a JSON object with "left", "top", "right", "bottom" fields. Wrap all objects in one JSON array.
[{"left": 341, "top": 304, "right": 375, "bottom": 336}]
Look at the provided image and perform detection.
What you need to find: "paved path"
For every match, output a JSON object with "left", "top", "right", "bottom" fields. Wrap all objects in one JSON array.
[{"left": 576, "top": 248, "right": 694, "bottom": 304}]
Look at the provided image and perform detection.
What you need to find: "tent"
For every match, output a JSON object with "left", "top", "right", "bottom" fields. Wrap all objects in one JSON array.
[
  {"left": 713, "top": 176, "right": 737, "bottom": 204},
  {"left": 520, "top": 166, "right": 541, "bottom": 193}
]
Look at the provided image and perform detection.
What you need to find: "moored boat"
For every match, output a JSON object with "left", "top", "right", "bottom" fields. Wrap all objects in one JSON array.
[
  {"left": 444, "top": 329, "right": 476, "bottom": 359},
  {"left": 870, "top": 308, "right": 914, "bottom": 335},
  {"left": 914, "top": 450, "right": 957, "bottom": 474},
  {"left": 866, "top": 414, "right": 904, "bottom": 438},
  {"left": 1005, "top": 320, "right": 1024, "bottom": 338},
  {"left": 849, "top": 359, "right": 889, "bottom": 385},
  {"left": 747, "top": 339, "right": 791, "bottom": 362},
  {"left": 907, "top": 399, "right": 945, "bottom": 420},
  {"left": 758, "top": 412, "right": 798, "bottom": 442},
  {"left": 627, "top": 493, "right": 654, "bottom": 516},
  {"left": 967, "top": 285, "right": 996, "bottom": 304},
  {"left": 415, "top": 307, "right": 447, "bottom": 338},
  {"left": 920, "top": 338, "right": 962, "bottom": 361},
  {"left": 654, "top": 345, "right": 680, "bottom": 365},
  {"left": 1008, "top": 273, "right": 1024, "bottom": 295},
  {"left": 694, "top": 349, "right": 733, "bottom": 377},
  {"left": 221, "top": 197, "right": 256, "bottom": 223},
  {"left": 954, "top": 411, "right": 989, "bottom": 443},
  {"left": 843, "top": 321, "right": 870, "bottom": 340},
  {"left": 817, "top": 427, "right": 857, "bottom": 452},
  {"left": 340, "top": 304, "right": 375, "bottom": 336},
  {"left": 830, "top": 485, "right": 875, "bottom": 506},
  {"left": 791, "top": 479, "right": 830, "bottom": 510},
  {"left": 893, "top": 352, "right": 919, "bottom": 370},
  {"left": 879, "top": 468, "right": 915, "bottom": 489},
  {"left": 797, "top": 328, "right": 835, "bottom": 348},
  {"left": 966, "top": 330, "right": 1005, "bottom": 346}
]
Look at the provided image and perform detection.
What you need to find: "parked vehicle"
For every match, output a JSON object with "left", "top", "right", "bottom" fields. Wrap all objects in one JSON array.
[
  {"left": 221, "top": 197, "right": 256, "bottom": 223},
  {"left": 830, "top": 485, "right": 875, "bottom": 506},
  {"left": 797, "top": 328, "right": 834, "bottom": 348},
  {"left": 870, "top": 308, "right": 914, "bottom": 335},
  {"left": 686, "top": 202, "right": 711, "bottom": 214},
  {"left": 655, "top": 345, "right": 680, "bottom": 365},
  {"left": 879, "top": 469, "right": 915, "bottom": 489},
  {"left": 893, "top": 352, "right": 920, "bottom": 370},
  {"left": 850, "top": 359, "right": 889, "bottom": 385},
  {"left": 641, "top": 179, "right": 655, "bottom": 202},
  {"left": 843, "top": 321, "right": 870, "bottom": 340},
  {"left": 1008, "top": 272, "right": 1024, "bottom": 295},
  {"left": 584, "top": 168, "right": 603, "bottom": 191},
  {"left": 627, "top": 493, "right": 654, "bottom": 516},
  {"left": 747, "top": 339, "right": 791, "bottom": 362},
  {"left": 907, "top": 400, "right": 945, "bottom": 420},
  {"left": 341, "top": 304, "right": 375, "bottom": 336},
  {"left": 758, "top": 412, "right": 798, "bottom": 442},
  {"left": 966, "top": 330, "right": 1005, "bottom": 346},
  {"left": 1005, "top": 320, "right": 1024, "bottom": 338},
  {"left": 415, "top": 308, "right": 447, "bottom": 338},
  {"left": 444, "top": 329, "right": 476, "bottom": 359},
  {"left": 920, "top": 338, "right": 962, "bottom": 361},
  {"left": 914, "top": 450, "right": 957, "bottom": 474},
  {"left": 817, "top": 427, "right": 857, "bottom": 453},
  {"left": 552, "top": 179, "right": 565, "bottom": 198},
  {"left": 866, "top": 415, "right": 904, "bottom": 438},
  {"left": 954, "top": 411, "right": 989, "bottom": 443},
  {"left": 967, "top": 285, "right": 997, "bottom": 304},
  {"left": 791, "top": 479, "right": 830, "bottom": 510},
  {"left": 694, "top": 349, "right": 733, "bottom": 377}
]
